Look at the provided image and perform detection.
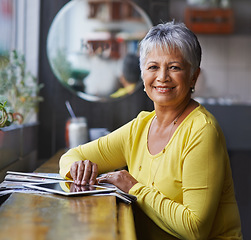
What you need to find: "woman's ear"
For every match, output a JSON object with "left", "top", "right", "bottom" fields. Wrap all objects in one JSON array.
[{"left": 191, "top": 67, "right": 201, "bottom": 87}]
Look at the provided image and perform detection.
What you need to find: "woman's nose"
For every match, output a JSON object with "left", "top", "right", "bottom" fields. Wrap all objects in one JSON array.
[{"left": 157, "top": 69, "right": 170, "bottom": 82}]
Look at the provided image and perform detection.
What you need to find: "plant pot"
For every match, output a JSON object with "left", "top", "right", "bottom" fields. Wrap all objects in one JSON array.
[{"left": 0, "top": 122, "right": 38, "bottom": 181}]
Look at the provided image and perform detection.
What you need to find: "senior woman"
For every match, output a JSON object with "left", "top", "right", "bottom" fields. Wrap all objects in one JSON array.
[{"left": 59, "top": 21, "right": 242, "bottom": 239}]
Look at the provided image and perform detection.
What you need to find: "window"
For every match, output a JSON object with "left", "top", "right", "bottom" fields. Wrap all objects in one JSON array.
[{"left": 0, "top": 0, "right": 40, "bottom": 76}]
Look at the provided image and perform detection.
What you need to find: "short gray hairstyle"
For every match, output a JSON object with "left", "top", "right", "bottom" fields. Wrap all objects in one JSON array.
[{"left": 139, "top": 21, "right": 202, "bottom": 76}]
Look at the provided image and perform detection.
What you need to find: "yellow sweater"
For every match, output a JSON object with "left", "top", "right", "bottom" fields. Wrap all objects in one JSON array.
[{"left": 59, "top": 105, "right": 242, "bottom": 240}]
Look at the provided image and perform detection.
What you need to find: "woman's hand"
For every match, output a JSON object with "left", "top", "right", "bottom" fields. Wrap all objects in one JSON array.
[
  {"left": 70, "top": 160, "right": 98, "bottom": 185},
  {"left": 98, "top": 170, "right": 138, "bottom": 193}
]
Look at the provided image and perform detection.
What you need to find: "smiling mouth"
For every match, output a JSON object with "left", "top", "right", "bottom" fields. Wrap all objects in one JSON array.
[{"left": 154, "top": 86, "right": 175, "bottom": 93}]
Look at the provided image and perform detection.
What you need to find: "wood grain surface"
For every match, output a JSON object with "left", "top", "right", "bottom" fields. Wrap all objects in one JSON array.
[{"left": 0, "top": 150, "right": 136, "bottom": 240}]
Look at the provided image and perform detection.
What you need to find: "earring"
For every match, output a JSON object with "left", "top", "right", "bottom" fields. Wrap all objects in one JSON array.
[
  {"left": 191, "top": 87, "right": 195, "bottom": 93},
  {"left": 144, "top": 88, "right": 146, "bottom": 92}
]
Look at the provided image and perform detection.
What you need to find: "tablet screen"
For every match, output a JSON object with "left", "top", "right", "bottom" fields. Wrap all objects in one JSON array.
[{"left": 24, "top": 181, "right": 115, "bottom": 196}]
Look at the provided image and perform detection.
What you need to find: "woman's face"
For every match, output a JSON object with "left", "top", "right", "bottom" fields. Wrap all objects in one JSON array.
[{"left": 142, "top": 47, "right": 198, "bottom": 108}]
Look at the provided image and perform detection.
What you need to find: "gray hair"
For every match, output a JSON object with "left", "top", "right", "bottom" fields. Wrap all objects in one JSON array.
[{"left": 139, "top": 21, "right": 202, "bottom": 76}]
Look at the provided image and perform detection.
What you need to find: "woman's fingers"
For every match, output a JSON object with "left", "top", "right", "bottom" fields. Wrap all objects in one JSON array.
[
  {"left": 70, "top": 161, "right": 138, "bottom": 192},
  {"left": 70, "top": 160, "right": 99, "bottom": 185},
  {"left": 70, "top": 161, "right": 80, "bottom": 182},
  {"left": 89, "top": 163, "right": 98, "bottom": 185},
  {"left": 76, "top": 161, "right": 85, "bottom": 184},
  {"left": 81, "top": 160, "right": 93, "bottom": 185},
  {"left": 98, "top": 170, "right": 138, "bottom": 193}
]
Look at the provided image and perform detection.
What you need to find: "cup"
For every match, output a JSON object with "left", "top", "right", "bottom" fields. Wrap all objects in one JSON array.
[{"left": 65, "top": 117, "right": 89, "bottom": 148}]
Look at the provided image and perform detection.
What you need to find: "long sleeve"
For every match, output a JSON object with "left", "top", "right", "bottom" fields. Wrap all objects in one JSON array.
[{"left": 59, "top": 120, "right": 134, "bottom": 179}]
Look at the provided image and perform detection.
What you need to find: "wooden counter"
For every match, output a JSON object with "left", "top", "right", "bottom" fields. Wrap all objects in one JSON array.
[{"left": 0, "top": 150, "right": 136, "bottom": 240}]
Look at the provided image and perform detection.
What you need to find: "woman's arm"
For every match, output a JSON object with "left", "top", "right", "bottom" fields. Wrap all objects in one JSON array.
[{"left": 59, "top": 121, "right": 133, "bottom": 183}]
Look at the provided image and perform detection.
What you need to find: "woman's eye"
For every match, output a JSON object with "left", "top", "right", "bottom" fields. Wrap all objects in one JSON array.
[
  {"left": 170, "top": 66, "right": 180, "bottom": 71},
  {"left": 148, "top": 65, "right": 158, "bottom": 70}
]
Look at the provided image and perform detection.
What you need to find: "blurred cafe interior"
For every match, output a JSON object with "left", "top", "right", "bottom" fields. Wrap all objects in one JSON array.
[{"left": 0, "top": 0, "right": 251, "bottom": 239}]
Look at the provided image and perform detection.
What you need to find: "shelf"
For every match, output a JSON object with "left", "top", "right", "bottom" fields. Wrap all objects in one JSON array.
[
  {"left": 185, "top": 8, "right": 234, "bottom": 34},
  {"left": 88, "top": 1, "right": 142, "bottom": 21}
]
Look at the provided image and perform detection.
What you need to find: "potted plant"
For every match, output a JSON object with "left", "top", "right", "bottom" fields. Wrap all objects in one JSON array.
[
  {"left": 0, "top": 101, "right": 12, "bottom": 128},
  {"left": 0, "top": 101, "right": 23, "bottom": 128},
  {"left": 0, "top": 50, "right": 43, "bottom": 124}
]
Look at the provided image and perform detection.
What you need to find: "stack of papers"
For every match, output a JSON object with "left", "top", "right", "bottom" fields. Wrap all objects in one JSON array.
[
  {"left": 0, "top": 171, "right": 64, "bottom": 196},
  {"left": 0, "top": 171, "right": 136, "bottom": 204}
]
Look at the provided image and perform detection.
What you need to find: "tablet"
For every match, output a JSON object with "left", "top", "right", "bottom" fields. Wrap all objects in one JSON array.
[{"left": 24, "top": 181, "right": 115, "bottom": 196}]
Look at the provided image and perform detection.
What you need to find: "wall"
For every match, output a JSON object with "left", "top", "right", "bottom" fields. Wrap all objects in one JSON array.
[{"left": 196, "top": 35, "right": 251, "bottom": 105}]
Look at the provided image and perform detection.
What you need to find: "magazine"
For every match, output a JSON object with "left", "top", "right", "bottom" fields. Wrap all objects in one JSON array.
[
  {"left": 5, "top": 171, "right": 64, "bottom": 182},
  {"left": 0, "top": 171, "right": 65, "bottom": 196}
]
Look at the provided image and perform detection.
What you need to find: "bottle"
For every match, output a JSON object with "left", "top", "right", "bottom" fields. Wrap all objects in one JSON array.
[{"left": 66, "top": 117, "right": 89, "bottom": 148}]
